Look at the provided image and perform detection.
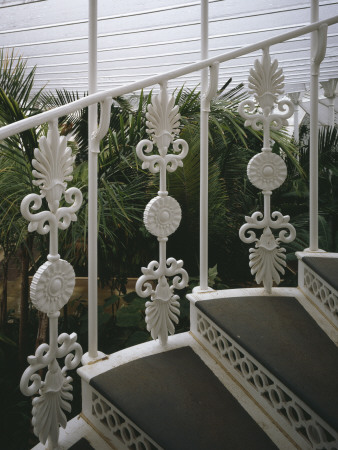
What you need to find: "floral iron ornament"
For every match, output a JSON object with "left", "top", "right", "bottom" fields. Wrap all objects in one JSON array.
[
  {"left": 238, "top": 48, "right": 296, "bottom": 293},
  {"left": 20, "top": 120, "right": 83, "bottom": 448},
  {"left": 136, "top": 83, "right": 189, "bottom": 344}
]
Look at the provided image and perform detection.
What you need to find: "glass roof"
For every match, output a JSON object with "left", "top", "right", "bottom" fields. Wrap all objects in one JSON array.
[{"left": 1, "top": 0, "right": 338, "bottom": 95}]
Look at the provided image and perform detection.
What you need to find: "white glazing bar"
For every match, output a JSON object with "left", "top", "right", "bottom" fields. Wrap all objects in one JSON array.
[
  {"left": 87, "top": 0, "right": 99, "bottom": 360},
  {"left": 309, "top": 0, "right": 319, "bottom": 251},
  {"left": 200, "top": 0, "right": 209, "bottom": 290},
  {"left": 1, "top": 16, "right": 337, "bottom": 141}
]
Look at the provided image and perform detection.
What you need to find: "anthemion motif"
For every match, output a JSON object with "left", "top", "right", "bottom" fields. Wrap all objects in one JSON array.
[
  {"left": 238, "top": 48, "right": 296, "bottom": 293},
  {"left": 136, "top": 83, "right": 189, "bottom": 344},
  {"left": 20, "top": 120, "right": 83, "bottom": 448}
]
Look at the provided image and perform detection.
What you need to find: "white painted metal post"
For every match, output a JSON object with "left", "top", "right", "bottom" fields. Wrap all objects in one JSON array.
[
  {"left": 199, "top": 0, "right": 209, "bottom": 290},
  {"left": 294, "top": 104, "right": 300, "bottom": 143},
  {"left": 328, "top": 97, "right": 335, "bottom": 127},
  {"left": 83, "top": 0, "right": 102, "bottom": 363},
  {"left": 321, "top": 79, "right": 337, "bottom": 127},
  {"left": 309, "top": 0, "right": 319, "bottom": 251}
]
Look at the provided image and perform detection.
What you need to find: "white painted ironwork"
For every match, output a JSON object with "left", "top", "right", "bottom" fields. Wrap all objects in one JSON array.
[
  {"left": 288, "top": 92, "right": 303, "bottom": 143},
  {"left": 321, "top": 79, "right": 337, "bottom": 127},
  {"left": 199, "top": 57, "right": 220, "bottom": 292},
  {"left": 0, "top": 13, "right": 335, "bottom": 447},
  {"left": 193, "top": 308, "right": 338, "bottom": 450},
  {"left": 85, "top": 386, "right": 162, "bottom": 450},
  {"left": 20, "top": 120, "right": 83, "bottom": 449},
  {"left": 84, "top": 0, "right": 112, "bottom": 365},
  {"left": 238, "top": 48, "right": 296, "bottom": 293},
  {"left": 298, "top": 260, "right": 338, "bottom": 326},
  {"left": 136, "top": 83, "right": 189, "bottom": 344},
  {"left": 309, "top": 1, "right": 328, "bottom": 252},
  {"left": 84, "top": 96, "right": 112, "bottom": 365}
]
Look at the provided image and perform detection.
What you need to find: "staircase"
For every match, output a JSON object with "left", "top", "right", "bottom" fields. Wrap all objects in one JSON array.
[
  {"left": 42, "top": 254, "right": 337, "bottom": 450},
  {"left": 189, "top": 288, "right": 338, "bottom": 450}
]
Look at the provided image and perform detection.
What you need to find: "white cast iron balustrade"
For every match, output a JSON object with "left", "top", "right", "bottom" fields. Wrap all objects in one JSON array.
[
  {"left": 136, "top": 83, "right": 189, "bottom": 344},
  {"left": 238, "top": 48, "right": 296, "bottom": 293},
  {"left": 20, "top": 120, "right": 83, "bottom": 449}
]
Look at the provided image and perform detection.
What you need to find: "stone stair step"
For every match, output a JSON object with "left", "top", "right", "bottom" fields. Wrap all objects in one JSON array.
[
  {"left": 190, "top": 291, "right": 338, "bottom": 449},
  {"left": 69, "top": 438, "right": 95, "bottom": 450},
  {"left": 195, "top": 295, "right": 338, "bottom": 432},
  {"left": 89, "top": 346, "right": 278, "bottom": 450}
]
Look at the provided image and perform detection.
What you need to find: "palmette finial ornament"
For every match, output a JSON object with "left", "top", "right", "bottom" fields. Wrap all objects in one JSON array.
[
  {"left": 249, "top": 227, "right": 287, "bottom": 293},
  {"left": 31, "top": 359, "right": 74, "bottom": 445},
  {"left": 239, "top": 48, "right": 294, "bottom": 148},
  {"left": 32, "top": 120, "right": 75, "bottom": 213},
  {"left": 248, "top": 49, "right": 284, "bottom": 109},
  {"left": 20, "top": 120, "right": 83, "bottom": 448},
  {"left": 238, "top": 48, "right": 295, "bottom": 293},
  {"left": 136, "top": 84, "right": 189, "bottom": 344}
]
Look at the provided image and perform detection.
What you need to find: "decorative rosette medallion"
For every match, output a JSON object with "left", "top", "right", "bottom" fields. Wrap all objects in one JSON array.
[
  {"left": 144, "top": 196, "right": 181, "bottom": 238},
  {"left": 19, "top": 120, "right": 83, "bottom": 449},
  {"left": 30, "top": 259, "right": 75, "bottom": 314},
  {"left": 247, "top": 152, "right": 287, "bottom": 191},
  {"left": 238, "top": 48, "right": 295, "bottom": 293},
  {"left": 136, "top": 83, "right": 189, "bottom": 344}
]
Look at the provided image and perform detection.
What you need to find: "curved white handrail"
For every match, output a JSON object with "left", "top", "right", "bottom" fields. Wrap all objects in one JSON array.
[{"left": 0, "top": 15, "right": 337, "bottom": 141}]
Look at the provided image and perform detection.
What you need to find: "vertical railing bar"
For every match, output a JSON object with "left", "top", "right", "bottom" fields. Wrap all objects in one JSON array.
[
  {"left": 294, "top": 102, "right": 300, "bottom": 143},
  {"left": 86, "top": 0, "right": 101, "bottom": 362},
  {"left": 199, "top": 0, "right": 209, "bottom": 291},
  {"left": 309, "top": 0, "right": 319, "bottom": 251},
  {"left": 309, "top": 0, "right": 327, "bottom": 252}
]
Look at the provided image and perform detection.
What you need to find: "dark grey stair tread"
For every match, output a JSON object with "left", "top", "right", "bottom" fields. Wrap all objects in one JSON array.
[
  {"left": 68, "top": 438, "right": 95, "bottom": 450},
  {"left": 302, "top": 256, "right": 338, "bottom": 291},
  {"left": 196, "top": 296, "right": 338, "bottom": 431},
  {"left": 90, "top": 346, "right": 277, "bottom": 450}
]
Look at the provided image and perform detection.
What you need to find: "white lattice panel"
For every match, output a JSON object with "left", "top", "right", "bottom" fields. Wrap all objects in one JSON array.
[
  {"left": 82, "top": 383, "right": 162, "bottom": 450},
  {"left": 299, "top": 261, "right": 338, "bottom": 327}
]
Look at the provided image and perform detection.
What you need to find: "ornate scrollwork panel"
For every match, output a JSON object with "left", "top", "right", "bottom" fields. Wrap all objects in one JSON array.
[
  {"left": 238, "top": 48, "right": 295, "bottom": 293},
  {"left": 20, "top": 119, "right": 82, "bottom": 250},
  {"left": 21, "top": 327, "right": 82, "bottom": 447},
  {"left": 239, "top": 48, "right": 293, "bottom": 145},
  {"left": 20, "top": 120, "right": 83, "bottom": 448},
  {"left": 136, "top": 83, "right": 189, "bottom": 344}
]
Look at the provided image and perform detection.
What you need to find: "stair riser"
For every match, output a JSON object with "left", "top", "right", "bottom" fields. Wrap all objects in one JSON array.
[
  {"left": 81, "top": 379, "right": 162, "bottom": 450},
  {"left": 298, "top": 261, "right": 338, "bottom": 328},
  {"left": 190, "top": 304, "right": 338, "bottom": 450}
]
